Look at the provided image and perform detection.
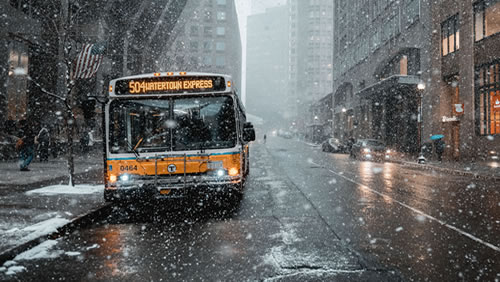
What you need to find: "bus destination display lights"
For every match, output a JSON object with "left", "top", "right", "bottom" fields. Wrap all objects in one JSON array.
[
  {"left": 129, "top": 79, "right": 214, "bottom": 94},
  {"left": 113, "top": 76, "right": 226, "bottom": 95}
]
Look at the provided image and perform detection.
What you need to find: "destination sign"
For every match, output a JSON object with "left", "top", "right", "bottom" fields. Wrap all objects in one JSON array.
[{"left": 114, "top": 76, "right": 226, "bottom": 95}]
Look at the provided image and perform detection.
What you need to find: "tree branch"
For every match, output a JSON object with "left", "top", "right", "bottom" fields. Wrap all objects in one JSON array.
[{"left": 28, "top": 76, "right": 66, "bottom": 102}]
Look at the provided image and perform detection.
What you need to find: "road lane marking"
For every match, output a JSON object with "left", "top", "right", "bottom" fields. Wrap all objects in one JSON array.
[{"left": 310, "top": 162, "right": 500, "bottom": 253}]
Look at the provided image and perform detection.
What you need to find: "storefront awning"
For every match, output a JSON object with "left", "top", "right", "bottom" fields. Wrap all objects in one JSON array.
[{"left": 357, "top": 75, "right": 421, "bottom": 99}]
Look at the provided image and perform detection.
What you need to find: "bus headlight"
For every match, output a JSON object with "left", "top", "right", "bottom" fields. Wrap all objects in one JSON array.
[
  {"left": 109, "top": 175, "right": 117, "bottom": 183},
  {"left": 216, "top": 169, "right": 226, "bottom": 177},
  {"left": 363, "top": 148, "right": 371, "bottom": 153},
  {"left": 386, "top": 149, "right": 391, "bottom": 154},
  {"left": 119, "top": 174, "right": 131, "bottom": 182}
]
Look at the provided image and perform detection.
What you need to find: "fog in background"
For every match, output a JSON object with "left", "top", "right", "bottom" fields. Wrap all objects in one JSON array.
[{"left": 243, "top": 0, "right": 291, "bottom": 133}]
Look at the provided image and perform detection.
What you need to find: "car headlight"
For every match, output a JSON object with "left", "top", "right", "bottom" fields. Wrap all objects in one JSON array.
[
  {"left": 363, "top": 148, "right": 371, "bottom": 153},
  {"left": 386, "top": 149, "right": 391, "bottom": 154}
]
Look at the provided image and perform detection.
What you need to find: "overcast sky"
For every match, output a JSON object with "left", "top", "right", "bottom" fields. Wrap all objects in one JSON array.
[{"left": 235, "top": 0, "right": 286, "bottom": 106}]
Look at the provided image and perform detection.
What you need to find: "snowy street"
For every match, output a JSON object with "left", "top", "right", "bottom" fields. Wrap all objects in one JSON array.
[{"left": 1, "top": 136, "right": 499, "bottom": 281}]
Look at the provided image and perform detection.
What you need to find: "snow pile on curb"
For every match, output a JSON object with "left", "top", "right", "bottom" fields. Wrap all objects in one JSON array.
[{"left": 26, "top": 184, "right": 104, "bottom": 195}]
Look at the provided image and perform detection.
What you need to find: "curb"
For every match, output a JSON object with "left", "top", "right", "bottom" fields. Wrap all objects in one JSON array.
[
  {"left": 390, "top": 159, "right": 500, "bottom": 181},
  {"left": 0, "top": 203, "right": 111, "bottom": 265}
]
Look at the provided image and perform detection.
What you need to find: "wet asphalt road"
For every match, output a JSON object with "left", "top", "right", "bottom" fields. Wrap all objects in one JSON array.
[{"left": 2, "top": 136, "right": 499, "bottom": 281}]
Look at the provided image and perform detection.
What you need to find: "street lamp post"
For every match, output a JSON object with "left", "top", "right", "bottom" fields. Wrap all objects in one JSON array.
[
  {"left": 417, "top": 82, "right": 426, "bottom": 163},
  {"left": 313, "top": 115, "right": 319, "bottom": 143}
]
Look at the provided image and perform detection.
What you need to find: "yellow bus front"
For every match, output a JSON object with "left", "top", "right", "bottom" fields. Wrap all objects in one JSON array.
[{"left": 103, "top": 83, "right": 249, "bottom": 202}]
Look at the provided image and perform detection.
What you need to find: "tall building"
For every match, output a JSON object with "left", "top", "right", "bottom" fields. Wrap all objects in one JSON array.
[
  {"left": 332, "top": 0, "right": 500, "bottom": 161},
  {"left": 0, "top": 2, "right": 41, "bottom": 129},
  {"left": 246, "top": 5, "right": 289, "bottom": 126},
  {"left": 429, "top": 0, "right": 500, "bottom": 160},
  {"left": 161, "top": 0, "right": 242, "bottom": 92},
  {"left": 332, "top": 0, "right": 426, "bottom": 154},
  {"left": 250, "top": 0, "right": 286, "bottom": 14},
  {"left": 0, "top": 0, "right": 187, "bottom": 158},
  {"left": 288, "top": 0, "right": 333, "bottom": 129}
]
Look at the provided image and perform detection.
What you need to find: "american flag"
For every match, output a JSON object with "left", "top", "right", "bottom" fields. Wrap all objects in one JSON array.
[{"left": 71, "top": 43, "right": 105, "bottom": 80}]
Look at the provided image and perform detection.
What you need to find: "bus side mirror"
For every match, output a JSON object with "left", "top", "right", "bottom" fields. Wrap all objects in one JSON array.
[{"left": 243, "top": 122, "right": 256, "bottom": 142}]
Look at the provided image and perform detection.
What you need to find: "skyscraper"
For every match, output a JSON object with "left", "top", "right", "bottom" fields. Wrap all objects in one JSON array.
[
  {"left": 160, "top": 0, "right": 242, "bottom": 91},
  {"left": 246, "top": 5, "right": 289, "bottom": 126},
  {"left": 288, "top": 0, "right": 333, "bottom": 127}
]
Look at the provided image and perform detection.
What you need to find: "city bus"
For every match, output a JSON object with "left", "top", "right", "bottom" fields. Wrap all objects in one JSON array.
[{"left": 103, "top": 72, "right": 255, "bottom": 204}]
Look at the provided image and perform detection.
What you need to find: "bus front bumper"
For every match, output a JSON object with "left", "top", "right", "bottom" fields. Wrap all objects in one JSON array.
[{"left": 104, "top": 176, "right": 243, "bottom": 202}]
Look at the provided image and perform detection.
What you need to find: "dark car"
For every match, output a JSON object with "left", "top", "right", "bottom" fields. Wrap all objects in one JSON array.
[
  {"left": 350, "top": 139, "right": 393, "bottom": 161},
  {"left": 322, "top": 138, "right": 345, "bottom": 153}
]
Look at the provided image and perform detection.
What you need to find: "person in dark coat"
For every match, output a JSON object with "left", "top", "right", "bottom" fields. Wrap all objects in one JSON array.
[
  {"left": 18, "top": 120, "right": 37, "bottom": 171},
  {"left": 36, "top": 127, "right": 50, "bottom": 162},
  {"left": 434, "top": 138, "right": 445, "bottom": 162}
]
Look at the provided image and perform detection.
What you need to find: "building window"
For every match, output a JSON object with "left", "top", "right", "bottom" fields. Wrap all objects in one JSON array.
[
  {"left": 217, "top": 11, "right": 226, "bottom": 21},
  {"left": 215, "top": 42, "right": 225, "bottom": 51},
  {"left": 400, "top": 55, "right": 408, "bottom": 75},
  {"left": 204, "top": 11, "right": 212, "bottom": 22},
  {"left": 216, "top": 56, "right": 225, "bottom": 67},
  {"left": 474, "top": 0, "right": 500, "bottom": 41},
  {"left": 442, "top": 14, "right": 460, "bottom": 56},
  {"left": 203, "top": 56, "right": 212, "bottom": 66},
  {"left": 189, "top": 41, "right": 198, "bottom": 51},
  {"left": 405, "top": 0, "right": 420, "bottom": 27},
  {"left": 475, "top": 61, "right": 500, "bottom": 135},
  {"left": 190, "top": 26, "right": 198, "bottom": 36},
  {"left": 203, "top": 41, "right": 212, "bottom": 51},
  {"left": 204, "top": 26, "right": 213, "bottom": 36},
  {"left": 216, "top": 27, "right": 225, "bottom": 36}
]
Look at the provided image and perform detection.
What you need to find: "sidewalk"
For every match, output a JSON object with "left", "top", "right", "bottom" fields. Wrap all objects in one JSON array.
[
  {"left": 390, "top": 154, "right": 500, "bottom": 181},
  {"left": 0, "top": 153, "right": 103, "bottom": 187},
  {"left": 0, "top": 152, "right": 107, "bottom": 265}
]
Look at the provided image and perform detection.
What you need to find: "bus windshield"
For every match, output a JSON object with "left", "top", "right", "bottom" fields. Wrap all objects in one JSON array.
[{"left": 109, "top": 96, "right": 237, "bottom": 153}]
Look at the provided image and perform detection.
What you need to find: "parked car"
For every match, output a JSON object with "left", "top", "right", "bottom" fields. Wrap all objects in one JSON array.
[
  {"left": 350, "top": 139, "right": 392, "bottom": 161},
  {"left": 278, "top": 130, "right": 293, "bottom": 139},
  {"left": 322, "top": 138, "right": 346, "bottom": 153}
]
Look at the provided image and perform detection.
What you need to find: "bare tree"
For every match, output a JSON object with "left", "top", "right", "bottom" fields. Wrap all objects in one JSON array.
[{"left": 28, "top": 0, "right": 99, "bottom": 186}]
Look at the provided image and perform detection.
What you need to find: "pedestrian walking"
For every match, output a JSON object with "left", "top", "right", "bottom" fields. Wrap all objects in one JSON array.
[
  {"left": 80, "top": 129, "right": 90, "bottom": 154},
  {"left": 434, "top": 138, "right": 445, "bottom": 162},
  {"left": 17, "top": 120, "right": 37, "bottom": 171},
  {"left": 36, "top": 126, "right": 50, "bottom": 162},
  {"left": 263, "top": 134, "right": 267, "bottom": 144}
]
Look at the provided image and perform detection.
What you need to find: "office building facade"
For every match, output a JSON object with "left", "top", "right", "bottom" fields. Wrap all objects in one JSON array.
[
  {"left": 332, "top": 0, "right": 500, "bottom": 160},
  {"left": 161, "top": 0, "right": 242, "bottom": 92},
  {"left": 288, "top": 0, "right": 334, "bottom": 131}
]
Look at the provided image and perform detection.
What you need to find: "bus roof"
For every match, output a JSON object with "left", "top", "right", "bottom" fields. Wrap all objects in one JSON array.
[{"left": 110, "top": 72, "right": 232, "bottom": 83}]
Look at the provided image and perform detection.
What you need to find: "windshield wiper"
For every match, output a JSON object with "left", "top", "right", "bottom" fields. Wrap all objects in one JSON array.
[{"left": 126, "top": 139, "right": 141, "bottom": 158}]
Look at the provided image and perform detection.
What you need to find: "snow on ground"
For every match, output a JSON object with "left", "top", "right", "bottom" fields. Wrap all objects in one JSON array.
[
  {"left": 1, "top": 214, "right": 71, "bottom": 252},
  {"left": 20, "top": 217, "right": 70, "bottom": 242},
  {"left": 26, "top": 184, "right": 104, "bottom": 195},
  {"left": 14, "top": 240, "right": 63, "bottom": 261},
  {"left": 4, "top": 265, "right": 26, "bottom": 276},
  {"left": 0, "top": 240, "right": 68, "bottom": 276}
]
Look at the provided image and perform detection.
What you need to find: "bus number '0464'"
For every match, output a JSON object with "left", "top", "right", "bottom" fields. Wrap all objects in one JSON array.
[{"left": 120, "top": 165, "right": 138, "bottom": 171}]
